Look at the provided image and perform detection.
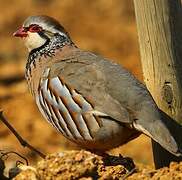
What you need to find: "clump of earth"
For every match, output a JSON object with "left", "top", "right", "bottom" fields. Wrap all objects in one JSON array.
[{"left": 6, "top": 150, "right": 181, "bottom": 180}]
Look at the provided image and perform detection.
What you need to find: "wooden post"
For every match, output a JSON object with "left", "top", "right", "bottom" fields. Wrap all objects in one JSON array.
[{"left": 133, "top": 0, "right": 182, "bottom": 168}]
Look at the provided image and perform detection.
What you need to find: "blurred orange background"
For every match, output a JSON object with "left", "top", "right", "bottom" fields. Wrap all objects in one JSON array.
[{"left": 0, "top": 0, "right": 153, "bottom": 167}]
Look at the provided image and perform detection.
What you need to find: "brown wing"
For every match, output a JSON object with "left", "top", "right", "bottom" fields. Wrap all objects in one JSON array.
[{"left": 48, "top": 56, "right": 133, "bottom": 124}]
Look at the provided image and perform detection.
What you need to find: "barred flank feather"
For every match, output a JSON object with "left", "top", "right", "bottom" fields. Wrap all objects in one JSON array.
[{"left": 37, "top": 76, "right": 101, "bottom": 141}]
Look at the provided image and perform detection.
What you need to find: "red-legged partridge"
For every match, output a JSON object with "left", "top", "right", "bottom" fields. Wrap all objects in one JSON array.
[{"left": 13, "top": 15, "right": 181, "bottom": 156}]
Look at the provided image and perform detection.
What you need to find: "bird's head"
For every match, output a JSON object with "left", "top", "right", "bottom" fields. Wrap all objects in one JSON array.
[{"left": 13, "top": 15, "right": 71, "bottom": 52}]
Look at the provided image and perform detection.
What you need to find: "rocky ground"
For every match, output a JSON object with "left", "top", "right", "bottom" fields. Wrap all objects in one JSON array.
[
  {"left": 0, "top": 150, "right": 180, "bottom": 179},
  {"left": 0, "top": 0, "right": 181, "bottom": 179}
]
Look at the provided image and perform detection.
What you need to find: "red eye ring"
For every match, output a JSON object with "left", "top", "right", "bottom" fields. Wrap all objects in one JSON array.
[{"left": 29, "top": 24, "right": 42, "bottom": 32}]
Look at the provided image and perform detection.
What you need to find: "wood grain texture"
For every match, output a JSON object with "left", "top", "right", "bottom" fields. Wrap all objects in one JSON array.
[
  {"left": 134, "top": 0, "right": 182, "bottom": 168},
  {"left": 134, "top": 0, "right": 182, "bottom": 122}
]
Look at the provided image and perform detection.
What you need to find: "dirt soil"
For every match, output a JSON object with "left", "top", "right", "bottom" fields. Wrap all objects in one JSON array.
[
  {"left": 10, "top": 150, "right": 182, "bottom": 179},
  {"left": 0, "top": 0, "right": 181, "bottom": 179}
]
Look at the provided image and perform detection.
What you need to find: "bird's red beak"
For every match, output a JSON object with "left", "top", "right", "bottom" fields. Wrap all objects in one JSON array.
[{"left": 13, "top": 27, "right": 28, "bottom": 37}]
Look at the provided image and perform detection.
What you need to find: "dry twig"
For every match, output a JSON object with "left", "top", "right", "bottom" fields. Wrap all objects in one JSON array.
[{"left": 0, "top": 110, "right": 45, "bottom": 158}]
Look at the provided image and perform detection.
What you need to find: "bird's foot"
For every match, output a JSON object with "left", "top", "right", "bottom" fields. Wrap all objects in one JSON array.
[
  {"left": 104, "top": 154, "right": 137, "bottom": 179},
  {"left": 103, "top": 154, "right": 136, "bottom": 171},
  {"left": 87, "top": 150, "right": 137, "bottom": 178}
]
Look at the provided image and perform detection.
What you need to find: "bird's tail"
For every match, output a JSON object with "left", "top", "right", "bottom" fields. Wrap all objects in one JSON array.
[{"left": 133, "top": 112, "right": 182, "bottom": 157}]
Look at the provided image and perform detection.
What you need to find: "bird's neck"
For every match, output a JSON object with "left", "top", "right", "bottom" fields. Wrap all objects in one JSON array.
[{"left": 25, "top": 34, "right": 75, "bottom": 79}]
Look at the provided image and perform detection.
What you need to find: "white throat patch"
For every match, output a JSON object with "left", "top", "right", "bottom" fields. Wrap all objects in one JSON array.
[{"left": 23, "top": 32, "right": 46, "bottom": 52}]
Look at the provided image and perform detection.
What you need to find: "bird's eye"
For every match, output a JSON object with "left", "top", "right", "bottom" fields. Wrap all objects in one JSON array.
[{"left": 29, "top": 25, "right": 42, "bottom": 32}]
